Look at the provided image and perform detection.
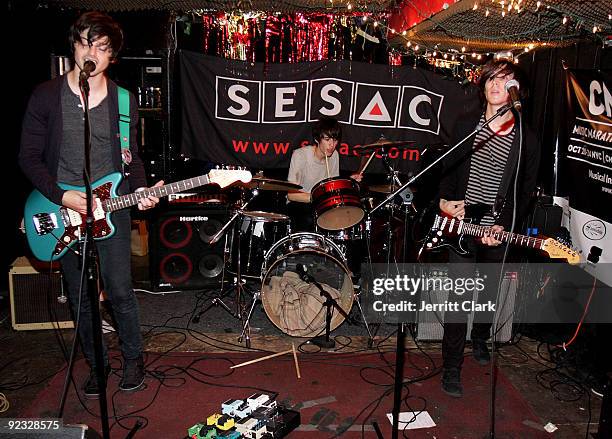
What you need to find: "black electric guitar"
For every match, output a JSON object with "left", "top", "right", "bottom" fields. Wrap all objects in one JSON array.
[{"left": 421, "top": 209, "right": 580, "bottom": 264}]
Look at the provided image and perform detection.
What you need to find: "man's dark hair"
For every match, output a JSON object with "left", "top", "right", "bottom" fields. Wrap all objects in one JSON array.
[
  {"left": 312, "top": 117, "right": 342, "bottom": 143},
  {"left": 478, "top": 59, "right": 528, "bottom": 102},
  {"left": 69, "top": 11, "right": 123, "bottom": 59}
]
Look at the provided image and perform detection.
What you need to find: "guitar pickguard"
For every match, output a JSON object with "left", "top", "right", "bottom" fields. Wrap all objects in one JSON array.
[{"left": 49, "top": 181, "right": 115, "bottom": 258}]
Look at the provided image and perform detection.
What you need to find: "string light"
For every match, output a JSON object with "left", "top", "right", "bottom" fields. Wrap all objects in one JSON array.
[
  {"left": 485, "top": 9, "right": 490, "bottom": 17},
  {"left": 473, "top": 3, "right": 479, "bottom": 10}
]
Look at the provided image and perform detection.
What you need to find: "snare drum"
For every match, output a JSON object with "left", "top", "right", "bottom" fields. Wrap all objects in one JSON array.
[
  {"left": 260, "top": 233, "right": 354, "bottom": 337},
  {"left": 311, "top": 177, "right": 364, "bottom": 230},
  {"left": 315, "top": 222, "right": 366, "bottom": 242}
]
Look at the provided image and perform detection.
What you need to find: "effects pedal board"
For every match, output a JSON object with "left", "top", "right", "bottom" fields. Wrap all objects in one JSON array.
[{"left": 185, "top": 393, "right": 300, "bottom": 439}]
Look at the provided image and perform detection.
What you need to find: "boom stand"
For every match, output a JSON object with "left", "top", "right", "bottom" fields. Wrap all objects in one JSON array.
[
  {"left": 296, "top": 265, "right": 350, "bottom": 349},
  {"left": 370, "top": 104, "right": 514, "bottom": 439},
  {"left": 193, "top": 189, "right": 259, "bottom": 347}
]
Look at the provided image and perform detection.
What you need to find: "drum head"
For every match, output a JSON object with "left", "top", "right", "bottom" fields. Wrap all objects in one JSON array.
[
  {"left": 317, "top": 206, "right": 365, "bottom": 230},
  {"left": 261, "top": 247, "right": 353, "bottom": 337}
]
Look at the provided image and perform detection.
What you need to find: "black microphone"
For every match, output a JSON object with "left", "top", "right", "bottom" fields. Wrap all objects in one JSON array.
[
  {"left": 504, "top": 79, "right": 522, "bottom": 112},
  {"left": 79, "top": 60, "right": 97, "bottom": 81}
]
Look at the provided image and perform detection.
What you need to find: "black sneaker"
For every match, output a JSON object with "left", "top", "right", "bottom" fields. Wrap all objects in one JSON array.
[
  {"left": 472, "top": 339, "right": 490, "bottom": 365},
  {"left": 83, "top": 365, "right": 111, "bottom": 399},
  {"left": 119, "top": 357, "right": 144, "bottom": 391},
  {"left": 441, "top": 368, "right": 463, "bottom": 398}
]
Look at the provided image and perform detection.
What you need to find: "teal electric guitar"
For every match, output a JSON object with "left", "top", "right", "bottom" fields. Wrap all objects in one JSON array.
[{"left": 24, "top": 168, "right": 252, "bottom": 261}]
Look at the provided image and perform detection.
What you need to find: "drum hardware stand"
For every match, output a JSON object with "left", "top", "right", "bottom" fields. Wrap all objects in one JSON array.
[
  {"left": 191, "top": 189, "right": 260, "bottom": 338},
  {"left": 295, "top": 264, "right": 350, "bottom": 349},
  {"left": 237, "top": 289, "right": 260, "bottom": 348}
]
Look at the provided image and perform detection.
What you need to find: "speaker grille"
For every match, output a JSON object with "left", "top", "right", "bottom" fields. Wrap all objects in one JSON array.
[
  {"left": 149, "top": 207, "right": 229, "bottom": 291},
  {"left": 9, "top": 260, "right": 73, "bottom": 330}
]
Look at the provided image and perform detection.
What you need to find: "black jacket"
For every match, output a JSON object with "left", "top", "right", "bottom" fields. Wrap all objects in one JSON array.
[
  {"left": 438, "top": 110, "right": 541, "bottom": 229},
  {"left": 19, "top": 75, "right": 147, "bottom": 205}
]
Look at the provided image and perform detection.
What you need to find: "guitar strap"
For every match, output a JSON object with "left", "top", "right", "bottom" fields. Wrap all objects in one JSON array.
[{"left": 117, "top": 86, "right": 131, "bottom": 175}]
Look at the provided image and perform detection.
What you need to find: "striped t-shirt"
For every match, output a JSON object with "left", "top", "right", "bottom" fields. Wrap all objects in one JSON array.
[{"left": 464, "top": 114, "right": 515, "bottom": 226}]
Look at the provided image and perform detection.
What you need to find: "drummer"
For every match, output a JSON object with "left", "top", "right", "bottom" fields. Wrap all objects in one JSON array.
[{"left": 287, "top": 117, "right": 362, "bottom": 232}]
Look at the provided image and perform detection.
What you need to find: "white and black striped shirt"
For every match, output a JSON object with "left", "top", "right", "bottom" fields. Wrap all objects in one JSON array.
[{"left": 465, "top": 114, "right": 515, "bottom": 226}]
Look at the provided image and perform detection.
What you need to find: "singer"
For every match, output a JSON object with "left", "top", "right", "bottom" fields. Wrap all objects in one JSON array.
[
  {"left": 437, "top": 59, "right": 541, "bottom": 397},
  {"left": 19, "top": 12, "right": 163, "bottom": 398}
]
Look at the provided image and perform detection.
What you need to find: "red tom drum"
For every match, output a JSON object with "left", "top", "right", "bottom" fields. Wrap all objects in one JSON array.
[{"left": 311, "top": 177, "right": 364, "bottom": 230}]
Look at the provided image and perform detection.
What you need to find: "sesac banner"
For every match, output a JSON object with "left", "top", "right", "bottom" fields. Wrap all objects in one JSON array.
[
  {"left": 557, "top": 69, "right": 612, "bottom": 269},
  {"left": 180, "top": 51, "right": 479, "bottom": 174}
]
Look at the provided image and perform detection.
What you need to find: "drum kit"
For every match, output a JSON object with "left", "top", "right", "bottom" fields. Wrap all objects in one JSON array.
[{"left": 199, "top": 139, "right": 418, "bottom": 347}]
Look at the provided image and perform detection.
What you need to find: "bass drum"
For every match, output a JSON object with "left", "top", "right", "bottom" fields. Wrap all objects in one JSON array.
[{"left": 261, "top": 233, "right": 354, "bottom": 337}]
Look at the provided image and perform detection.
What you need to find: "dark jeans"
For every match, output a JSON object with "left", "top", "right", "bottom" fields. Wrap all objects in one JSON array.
[
  {"left": 61, "top": 210, "right": 142, "bottom": 368},
  {"left": 442, "top": 237, "right": 506, "bottom": 370}
]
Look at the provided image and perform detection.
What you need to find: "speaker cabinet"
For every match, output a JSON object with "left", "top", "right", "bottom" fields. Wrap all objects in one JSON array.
[
  {"left": 149, "top": 207, "right": 229, "bottom": 290},
  {"left": 416, "top": 271, "right": 517, "bottom": 342},
  {"left": 9, "top": 257, "right": 73, "bottom": 330}
]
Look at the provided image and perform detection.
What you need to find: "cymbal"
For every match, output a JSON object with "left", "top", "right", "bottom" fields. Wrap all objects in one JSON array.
[
  {"left": 368, "top": 183, "right": 417, "bottom": 194},
  {"left": 244, "top": 176, "right": 302, "bottom": 191},
  {"left": 368, "top": 183, "right": 400, "bottom": 194},
  {"left": 354, "top": 139, "right": 416, "bottom": 152}
]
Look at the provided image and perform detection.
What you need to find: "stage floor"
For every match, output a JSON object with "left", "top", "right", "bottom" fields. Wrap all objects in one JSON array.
[{"left": 0, "top": 256, "right": 604, "bottom": 438}]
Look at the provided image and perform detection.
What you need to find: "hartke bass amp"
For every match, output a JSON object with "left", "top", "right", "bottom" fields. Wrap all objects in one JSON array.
[
  {"left": 149, "top": 206, "right": 229, "bottom": 291},
  {"left": 9, "top": 257, "right": 73, "bottom": 330}
]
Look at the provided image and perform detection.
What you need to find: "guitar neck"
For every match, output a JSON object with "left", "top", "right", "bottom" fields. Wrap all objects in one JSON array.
[
  {"left": 103, "top": 175, "right": 211, "bottom": 212},
  {"left": 462, "top": 221, "right": 543, "bottom": 250}
]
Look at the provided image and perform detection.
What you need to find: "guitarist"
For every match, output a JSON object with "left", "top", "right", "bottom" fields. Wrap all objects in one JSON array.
[
  {"left": 19, "top": 12, "right": 162, "bottom": 397},
  {"left": 437, "top": 60, "right": 541, "bottom": 397}
]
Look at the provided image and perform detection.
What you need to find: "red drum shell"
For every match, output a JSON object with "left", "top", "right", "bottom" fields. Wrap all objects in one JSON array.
[{"left": 311, "top": 178, "right": 364, "bottom": 230}]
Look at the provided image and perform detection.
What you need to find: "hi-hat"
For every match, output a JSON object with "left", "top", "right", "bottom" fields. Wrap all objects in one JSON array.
[
  {"left": 244, "top": 177, "right": 302, "bottom": 191},
  {"left": 367, "top": 183, "right": 417, "bottom": 194},
  {"left": 354, "top": 139, "right": 416, "bottom": 152}
]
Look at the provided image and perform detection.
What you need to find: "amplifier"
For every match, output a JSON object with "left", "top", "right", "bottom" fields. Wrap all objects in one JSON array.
[
  {"left": 9, "top": 257, "right": 73, "bottom": 330},
  {"left": 416, "top": 271, "right": 517, "bottom": 342}
]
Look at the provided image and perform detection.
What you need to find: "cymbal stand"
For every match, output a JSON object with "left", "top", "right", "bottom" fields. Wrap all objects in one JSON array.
[{"left": 192, "top": 188, "right": 259, "bottom": 330}]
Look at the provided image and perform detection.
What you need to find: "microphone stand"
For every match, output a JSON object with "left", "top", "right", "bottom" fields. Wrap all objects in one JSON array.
[
  {"left": 79, "top": 73, "right": 111, "bottom": 439},
  {"left": 370, "top": 103, "right": 513, "bottom": 439},
  {"left": 371, "top": 103, "right": 513, "bottom": 215},
  {"left": 298, "top": 266, "right": 350, "bottom": 349}
]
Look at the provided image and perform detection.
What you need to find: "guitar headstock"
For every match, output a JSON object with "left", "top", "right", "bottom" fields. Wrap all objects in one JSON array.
[
  {"left": 208, "top": 167, "right": 252, "bottom": 188},
  {"left": 541, "top": 238, "right": 581, "bottom": 264}
]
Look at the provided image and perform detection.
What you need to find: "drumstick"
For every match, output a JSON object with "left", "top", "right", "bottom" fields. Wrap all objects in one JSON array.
[
  {"left": 292, "top": 343, "right": 301, "bottom": 379},
  {"left": 230, "top": 349, "right": 293, "bottom": 369},
  {"left": 358, "top": 150, "right": 377, "bottom": 175},
  {"left": 325, "top": 153, "right": 331, "bottom": 178}
]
